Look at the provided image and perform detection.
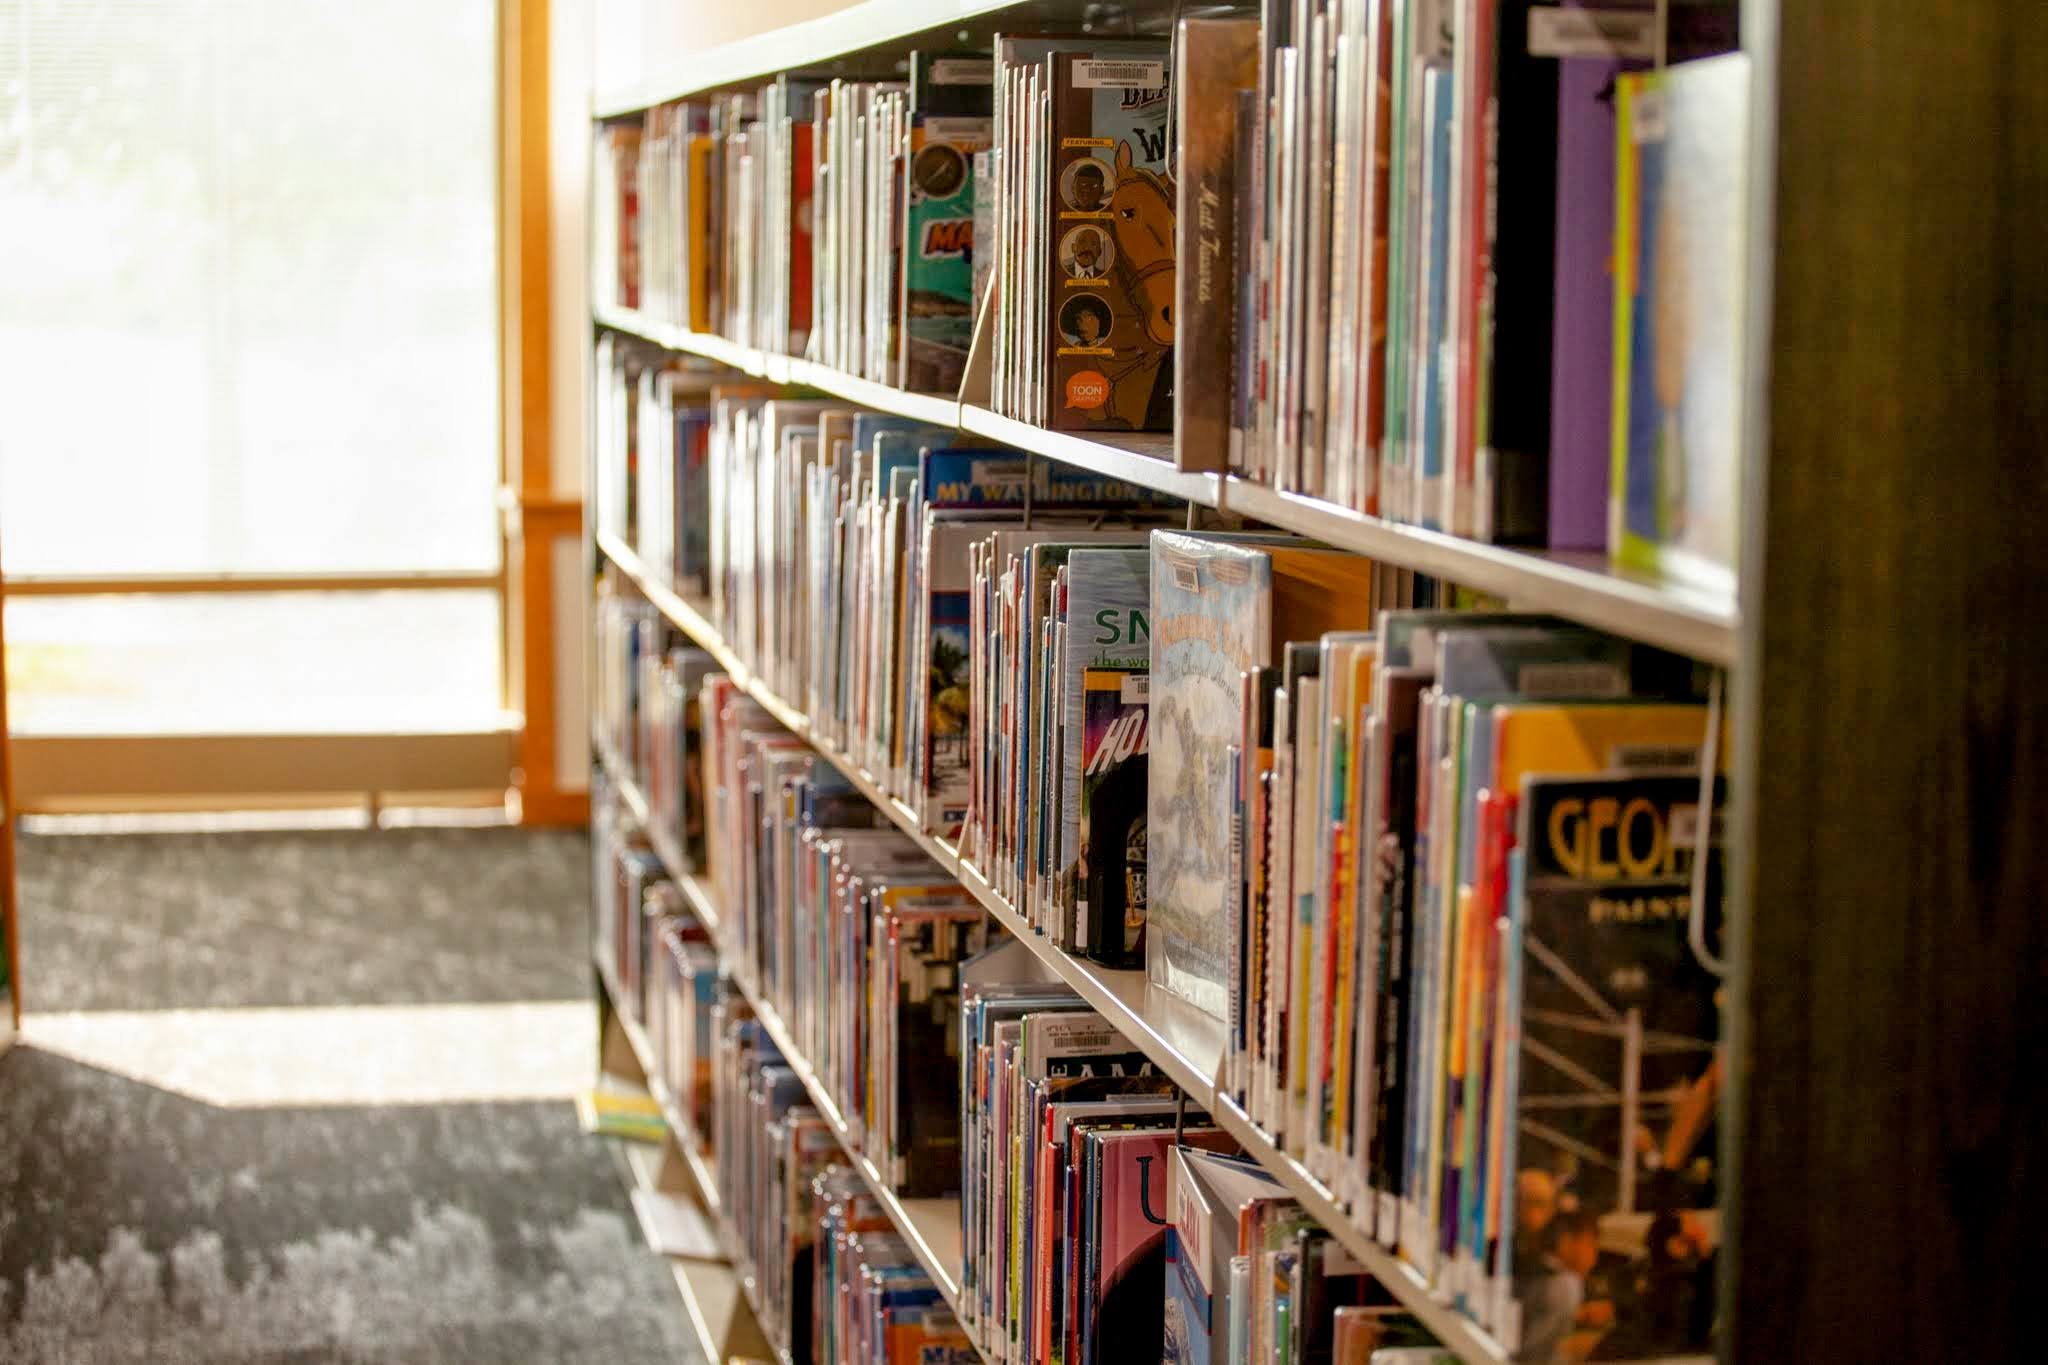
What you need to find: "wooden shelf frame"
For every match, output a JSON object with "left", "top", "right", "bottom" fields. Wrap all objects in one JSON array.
[{"left": 594, "top": 308, "right": 1737, "bottom": 664}]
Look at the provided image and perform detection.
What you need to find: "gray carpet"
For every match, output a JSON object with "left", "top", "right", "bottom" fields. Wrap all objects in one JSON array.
[{"left": 0, "top": 827, "right": 703, "bottom": 1365}]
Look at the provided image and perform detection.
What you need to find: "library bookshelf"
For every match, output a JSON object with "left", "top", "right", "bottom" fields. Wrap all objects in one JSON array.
[
  {"left": 598, "top": 533, "right": 1569, "bottom": 1364},
  {"left": 581, "top": 2, "right": 2046, "bottom": 1363}
]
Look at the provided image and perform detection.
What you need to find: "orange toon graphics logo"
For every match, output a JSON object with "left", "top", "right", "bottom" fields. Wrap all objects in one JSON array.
[
  {"left": 1065, "top": 370, "right": 1112, "bottom": 410},
  {"left": 921, "top": 218, "right": 972, "bottom": 259}
]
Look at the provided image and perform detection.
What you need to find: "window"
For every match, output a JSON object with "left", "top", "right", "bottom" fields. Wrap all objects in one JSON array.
[{"left": 0, "top": 0, "right": 502, "bottom": 739}]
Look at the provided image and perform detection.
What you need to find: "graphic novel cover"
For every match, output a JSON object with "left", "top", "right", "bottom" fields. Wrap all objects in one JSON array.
[
  {"left": 1047, "top": 48, "right": 1176, "bottom": 432},
  {"left": 1504, "top": 771, "right": 1725, "bottom": 1364},
  {"left": 903, "top": 54, "right": 995, "bottom": 392}
]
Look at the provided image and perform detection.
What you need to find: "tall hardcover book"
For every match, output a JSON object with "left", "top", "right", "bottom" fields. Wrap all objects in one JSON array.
[
  {"left": 1082, "top": 1124, "right": 1239, "bottom": 1360},
  {"left": 1545, "top": 4, "right": 1654, "bottom": 551},
  {"left": 1475, "top": 1, "right": 1564, "bottom": 546},
  {"left": 1166, "top": 1147, "right": 1287, "bottom": 1365},
  {"left": 1610, "top": 52, "right": 1750, "bottom": 596},
  {"left": 1148, "top": 533, "right": 1277, "bottom": 1018},
  {"left": 1147, "top": 532, "right": 1378, "bottom": 1018},
  {"left": 1172, "top": 17, "right": 1261, "bottom": 467},
  {"left": 1047, "top": 48, "right": 1176, "bottom": 432},
  {"left": 1504, "top": 771, "right": 1725, "bottom": 1362},
  {"left": 1078, "top": 668, "right": 1151, "bottom": 969}
]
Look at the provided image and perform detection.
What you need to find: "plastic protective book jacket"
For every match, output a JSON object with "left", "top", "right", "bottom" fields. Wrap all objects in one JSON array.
[
  {"left": 1079, "top": 667, "right": 1151, "bottom": 970},
  {"left": 1148, "top": 533, "right": 1380, "bottom": 1019},
  {"left": 1147, "top": 533, "right": 1275, "bottom": 1019},
  {"left": 1047, "top": 48, "right": 1175, "bottom": 432},
  {"left": 1504, "top": 771, "right": 1724, "bottom": 1363},
  {"left": 1166, "top": 1147, "right": 1284, "bottom": 1365},
  {"left": 1610, "top": 52, "right": 1750, "bottom": 597}
]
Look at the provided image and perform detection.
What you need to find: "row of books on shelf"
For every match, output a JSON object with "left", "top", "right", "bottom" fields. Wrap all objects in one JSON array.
[
  {"left": 715, "top": 1001, "right": 978, "bottom": 1363},
  {"left": 702, "top": 671, "right": 995, "bottom": 1196},
  {"left": 596, "top": 767, "right": 980, "bottom": 1362},
  {"left": 599, "top": 483, "right": 1727, "bottom": 1362},
  {"left": 597, "top": 688, "right": 1465, "bottom": 1365},
  {"left": 592, "top": 6, "right": 1748, "bottom": 584},
  {"left": 958, "top": 953, "right": 1457, "bottom": 1365},
  {"left": 592, "top": 775, "right": 717, "bottom": 1136}
]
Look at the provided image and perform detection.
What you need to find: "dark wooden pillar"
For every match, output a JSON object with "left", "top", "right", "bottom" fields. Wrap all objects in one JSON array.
[{"left": 1726, "top": 0, "right": 2048, "bottom": 1359}]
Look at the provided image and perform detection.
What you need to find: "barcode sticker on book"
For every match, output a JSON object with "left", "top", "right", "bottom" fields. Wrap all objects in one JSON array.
[
  {"left": 1517, "top": 662, "right": 1628, "bottom": 696},
  {"left": 924, "top": 116, "right": 993, "bottom": 141},
  {"left": 929, "top": 58, "right": 994, "bottom": 85},
  {"left": 1611, "top": 742, "right": 1701, "bottom": 770},
  {"left": 1527, "top": 7, "right": 1656, "bottom": 58},
  {"left": 1072, "top": 60, "right": 1168, "bottom": 91},
  {"left": 1633, "top": 88, "right": 1669, "bottom": 142}
]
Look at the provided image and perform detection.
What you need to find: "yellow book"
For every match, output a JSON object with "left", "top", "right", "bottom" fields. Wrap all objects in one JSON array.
[
  {"left": 1491, "top": 702, "right": 1724, "bottom": 798},
  {"left": 575, "top": 1087, "right": 667, "bottom": 1144}
]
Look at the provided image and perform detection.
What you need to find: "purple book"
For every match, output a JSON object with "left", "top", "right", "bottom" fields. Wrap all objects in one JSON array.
[{"left": 1547, "top": 8, "right": 1652, "bottom": 551}]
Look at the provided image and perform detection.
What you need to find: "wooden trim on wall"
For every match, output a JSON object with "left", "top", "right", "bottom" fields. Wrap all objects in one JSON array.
[
  {"left": 7, "top": 570, "right": 500, "bottom": 596},
  {"left": 501, "top": 0, "right": 585, "bottom": 826},
  {"left": 11, "top": 731, "right": 517, "bottom": 805},
  {"left": 1, "top": 563, "right": 20, "bottom": 1032}
]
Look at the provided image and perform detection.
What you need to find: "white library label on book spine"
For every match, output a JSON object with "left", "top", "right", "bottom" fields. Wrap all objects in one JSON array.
[
  {"left": 1632, "top": 87, "right": 1669, "bottom": 142},
  {"left": 924, "top": 116, "right": 993, "bottom": 141},
  {"left": 1072, "top": 60, "right": 1169, "bottom": 91},
  {"left": 1526, "top": 7, "right": 1657, "bottom": 59},
  {"left": 930, "top": 58, "right": 995, "bottom": 85}
]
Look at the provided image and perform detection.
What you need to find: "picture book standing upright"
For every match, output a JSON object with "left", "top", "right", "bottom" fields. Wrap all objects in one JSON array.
[{"left": 1047, "top": 48, "right": 1176, "bottom": 432}]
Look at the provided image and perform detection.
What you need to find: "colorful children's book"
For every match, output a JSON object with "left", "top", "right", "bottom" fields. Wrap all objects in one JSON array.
[
  {"left": 1147, "top": 533, "right": 1277, "bottom": 1018},
  {"left": 1610, "top": 52, "right": 1751, "bottom": 595},
  {"left": 1149, "top": 532, "right": 1380, "bottom": 1020},
  {"left": 1503, "top": 770, "right": 1725, "bottom": 1362},
  {"left": 1081, "top": 1125, "right": 1238, "bottom": 1363},
  {"left": 1078, "top": 667, "right": 1151, "bottom": 970},
  {"left": 1047, "top": 47, "right": 1176, "bottom": 432},
  {"left": 903, "top": 53, "right": 995, "bottom": 392},
  {"left": 1165, "top": 1126, "right": 1290, "bottom": 1365}
]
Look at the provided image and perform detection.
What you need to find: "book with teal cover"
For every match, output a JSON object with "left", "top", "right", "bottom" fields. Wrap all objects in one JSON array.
[
  {"left": 903, "top": 54, "right": 994, "bottom": 392},
  {"left": 1610, "top": 52, "right": 1750, "bottom": 597}
]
